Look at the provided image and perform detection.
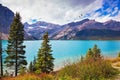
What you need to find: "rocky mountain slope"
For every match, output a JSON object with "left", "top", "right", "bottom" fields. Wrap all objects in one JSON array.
[
  {"left": 24, "top": 21, "right": 61, "bottom": 39},
  {"left": 25, "top": 19, "right": 120, "bottom": 40},
  {"left": 51, "top": 19, "right": 120, "bottom": 40}
]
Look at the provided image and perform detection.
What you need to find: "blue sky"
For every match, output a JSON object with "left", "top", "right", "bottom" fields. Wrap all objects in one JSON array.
[
  {"left": 0, "top": 0, "right": 120, "bottom": 24},
  {"left": 91, "top": 0, "right": 120, "bottom": 17},
  {"left": 85, "top": 0, "right": 120, "bottom": 22}
]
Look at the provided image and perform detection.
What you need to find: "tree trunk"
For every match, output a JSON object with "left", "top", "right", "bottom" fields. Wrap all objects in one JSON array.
[
  {"left": 0, "top": 36, "right": 3, "bottom": 77},
  {"left": 15, "top": 40, "right": 18, "bottom": 76},
  {"left": 0, "top": 50, "right": 3, "bottom": 77}
]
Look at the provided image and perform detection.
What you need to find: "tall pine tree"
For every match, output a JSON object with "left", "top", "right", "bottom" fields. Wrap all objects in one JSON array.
[
  {"left": 33, "top": 57, "right": 37, "bottom": 72},
  {"left": 0, "top": 29, "right": 3, "bottom": 77},
  {"left": 4, "top": 13, "right": 27, "bottom": 76},
  {"left": 35, "top": 32, "right": 54, "bottom": 73},
  {"left": 29, "top": 61, "right": 33, "bottom": 72}
]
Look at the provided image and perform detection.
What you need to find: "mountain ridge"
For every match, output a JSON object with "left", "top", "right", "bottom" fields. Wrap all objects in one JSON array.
[
  {"left": 24, "top": 19, "right": 120, "bottom": 40},
  {"left": 0, "top": 4, "right": 120, "bottom": 40}
]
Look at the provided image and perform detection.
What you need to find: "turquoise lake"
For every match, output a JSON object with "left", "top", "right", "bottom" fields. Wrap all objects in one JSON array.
[{"left": 2, "top": 40, "right": 120, "bottom": 70}]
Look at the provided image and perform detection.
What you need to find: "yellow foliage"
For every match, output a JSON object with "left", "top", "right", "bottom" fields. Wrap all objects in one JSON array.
[{"left": 3, "top": 73, "right": 54, "bottom": 80}]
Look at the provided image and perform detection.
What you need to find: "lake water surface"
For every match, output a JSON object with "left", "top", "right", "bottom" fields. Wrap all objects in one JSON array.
[{"left": 2, "top": 40, "right": 120, "bottom": 70}]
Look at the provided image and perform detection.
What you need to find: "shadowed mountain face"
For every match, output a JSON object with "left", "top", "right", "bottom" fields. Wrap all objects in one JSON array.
[
  {"left": 0, "top": 4, "right": 14, "bottom": 40},
  {"left": 51, "top": 19, "right": 120, "bottom": 40},
  {"left": 1, "top": 4, "right": 120, "bottom": 40},
  {"left": 0, "top": 4, "right": 14, "bottom": 34}
]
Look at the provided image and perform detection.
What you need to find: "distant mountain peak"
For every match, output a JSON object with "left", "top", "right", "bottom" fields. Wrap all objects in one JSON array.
[
  {"left": 105, "top": 19, "right": 115, "bottom": 23},
  {"left": 81, "top": 18, "right": 90, "bottom": 21},
  {"left": 64, "top": 18, "right": 90, "bottom": 27},
  {"left": 103, "top": 19, "right": 120, "bottom": 26},
  {"left": 24, "top": 22, "right": 29, "bottom": 25}
]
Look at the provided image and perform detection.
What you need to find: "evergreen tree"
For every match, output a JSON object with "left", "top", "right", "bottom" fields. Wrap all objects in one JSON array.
[
  {"left": 86, "top": 44, "right": 102, "bottom": 60},
  {"left": 29, "top": 57, "right": 37, "bottom": 73},
  {"left": 0, "top": 32, "right": 3, "bottom": 77},
  {"left": 92, "top": 44, "right": 102, "bottom": 59},
  {"left": 29, "top": 61, "right": 33, "bottom": 72},
  {"left": 33, "top": 57, "right": 36, "bottom": 72},
  {"left": 86, "top": 48, "right": 93, "bottom": 59},
  {"left": 35, "top": 32, "right": 54, "bottom": 73},
  {"left": 4, "top": 13, "right": 27, "bottom": 76}
]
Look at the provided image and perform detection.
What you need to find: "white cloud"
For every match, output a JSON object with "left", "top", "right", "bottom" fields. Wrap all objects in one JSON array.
[
  {"left": 112, "top": 11, "right": 120, "bottom": 21},
  {"left": 106, "top": 8, "right": 112, "bottom": 13},
  {"left": 95, "top": 15, "right": 111, "bottom": 22},
  {"left": 111, "top": 7, "right": 119, "bottom": 15},
  {"left": 86, "top": 0, "right": 120, "bottom": 23},
  {"left": 89, "top": 10, "right": 120, "bottom": 23},
  {"left": 0, "top": 0, "right": 69, "bottom": 24},
  {"left": 1, "top": 0, "right": 120, "bottom": 24},
  {"left": 63, "top": 0, "right": 103, "bottom": 23},
  {"left": 1, "top": 0, "right": 114, "bottom": 25}
]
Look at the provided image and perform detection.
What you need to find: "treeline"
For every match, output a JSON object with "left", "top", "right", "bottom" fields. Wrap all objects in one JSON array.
[{"left": 0, "top": 13, "right": 54, "bottom": 78}]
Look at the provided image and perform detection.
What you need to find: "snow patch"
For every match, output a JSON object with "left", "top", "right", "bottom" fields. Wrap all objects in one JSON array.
[{"left": 28, "top": 26, "right": 34, "bottom": 29}]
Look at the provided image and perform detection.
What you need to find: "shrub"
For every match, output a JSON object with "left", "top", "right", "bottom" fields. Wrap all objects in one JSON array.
[
  {"left": 57, "top": 58, "right": 118, "bottom": 80},
  {"left": 19, "top": 67, "right": 26, "bottom": 75},
  {"left": 118, "top": 52, "right": 120, "bottom": 57},
  {"left": 35, "top": 69, "right": 41, "bottom": 74}
]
